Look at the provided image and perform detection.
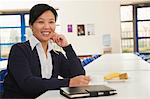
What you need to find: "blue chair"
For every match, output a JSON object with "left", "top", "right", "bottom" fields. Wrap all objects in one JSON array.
[
  {"left": 134, "top": 52, "right": 140, "bottom": 56},
  {"left": 147, "top": 59, "right": 150, "bottom": 63},
  {"left": 139, "top": 54, "right": 148, "bottom": 61},
  {"left": 0, "top": 69, "right": 8, "bottom": 97},
  {"left": 81, "top": 57, "right": 91, "bottom": 67},
  {"left": 81, "top": 58, "right": 89, "bottom": 67},
  {"left": 92, "top": 54, "right": 101, "bottom": 59},
  {"left": 81, "top": 54, "right": 101, "bottom": 67}
]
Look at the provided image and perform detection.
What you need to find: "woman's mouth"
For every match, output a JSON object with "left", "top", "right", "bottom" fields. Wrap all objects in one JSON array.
[{"left": 42, "top": 32, "right": 49, "bottom": 35}]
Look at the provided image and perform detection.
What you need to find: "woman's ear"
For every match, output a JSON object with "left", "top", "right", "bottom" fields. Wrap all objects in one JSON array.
[
  {"left": 29, "top": 24, "right": 32, "bottom": 28},
  {"left": 29, "top": 24, "right": 33, "bottom": 30}
]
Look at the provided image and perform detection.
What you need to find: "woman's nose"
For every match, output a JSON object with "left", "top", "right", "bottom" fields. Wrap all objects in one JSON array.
[{"left": 44, "top": 23, "right": 51, "bottom": 29}]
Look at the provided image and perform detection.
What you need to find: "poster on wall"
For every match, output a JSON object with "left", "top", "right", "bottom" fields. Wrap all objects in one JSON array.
[
  {"left": 102, "top": 34, "right": 111, "bottom": 46},
  {"left": 87, "top": 24, "right": 95, "bottom": 35},
  {"left": 67, "top": 24, "right": 73, "bottom": 32},
  {"left": 77, "top": 24, "right": 85, "bottom": 36}
]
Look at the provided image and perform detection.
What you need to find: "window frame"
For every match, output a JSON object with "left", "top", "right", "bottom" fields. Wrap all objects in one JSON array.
[
  {"left": 0, "top": 13, "right": 27, "bottom": 59},
  {"left": 121, "top": 3, "right": 150, "bottom": 55},
  {"left": 0, "top": 9, "right": 61, "bottom": 59},
  {"left": 120, "top": 4, "right": 134, "bottom": 53}
]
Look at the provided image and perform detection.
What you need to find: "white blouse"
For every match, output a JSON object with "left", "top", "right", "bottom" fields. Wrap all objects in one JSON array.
[{"left": 29, "top": 35, "right": 53, "bottom": 79}]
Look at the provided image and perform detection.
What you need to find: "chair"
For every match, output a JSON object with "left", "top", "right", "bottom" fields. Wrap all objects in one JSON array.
[
  {"left": 134, "top": 52, "right": 140, "bottom": 56},
  {"left": 81, "top": 58, "right": 90, "bottom": 67},
  {"left": 0, "top": 69, "right": 8, "bottom": 98},
  {"left": 92, "top": 54, "right": 101, "bottom": 59},
  {"left": 146, "top": 59, "right": 150, "bottom": 63},
  {"left": 139, "top": 54, "right": 148, "bottom": 61},
  {"left": 81, "top": 55, "right": 101, "bottom": 67}
]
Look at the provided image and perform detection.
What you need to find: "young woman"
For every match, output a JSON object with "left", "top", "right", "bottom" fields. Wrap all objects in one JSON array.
[{"left": 4, "top": 4, "right": 90, "bottom": 98}]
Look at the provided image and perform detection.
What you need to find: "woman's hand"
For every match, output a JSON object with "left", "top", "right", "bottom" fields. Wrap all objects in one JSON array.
[
  {"left": 51, "top": 33, "right": 69, "bottom": 47},
  {"left": 69, "top": 75, "right": 91, "bottom": 87}
]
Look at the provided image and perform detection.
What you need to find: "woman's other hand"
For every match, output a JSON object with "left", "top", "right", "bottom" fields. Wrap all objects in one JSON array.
[{"left": 69, "top": 75, "right": 91, "bottom": 87}]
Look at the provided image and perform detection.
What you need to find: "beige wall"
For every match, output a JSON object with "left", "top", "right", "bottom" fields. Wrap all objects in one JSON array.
[
  {"left": 51, "top": 0, "right": 121, "bottom": 55},
  {"left": 0, "top": 0, "right": 121, "bottom": 55}
]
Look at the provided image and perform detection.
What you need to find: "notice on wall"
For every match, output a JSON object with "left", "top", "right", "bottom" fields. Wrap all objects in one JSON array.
[
  {"left": 102, "top": 34, "right": 111, "bottom": 46},
  {"left": 67, "top": 24, "right": 73, "bottom": 32},
  {"left": 77, "top": 24, "right": 85, "bottom": 36},
  {"left": 87, "top": 24, "right": 95, "bottom": 36}
]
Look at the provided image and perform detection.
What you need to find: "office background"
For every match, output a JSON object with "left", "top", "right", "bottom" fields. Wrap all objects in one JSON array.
[{"left": 0, "top": 0, "right": 150, "bottom": 59}]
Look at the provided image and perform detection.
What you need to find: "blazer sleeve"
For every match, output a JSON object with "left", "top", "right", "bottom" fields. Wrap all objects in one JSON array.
[
  {"left": 59, "top": 44, "right": 85, "bottom": 78},
  {"left": 7, "top": 44, "right": 70, "bottom": 97}
]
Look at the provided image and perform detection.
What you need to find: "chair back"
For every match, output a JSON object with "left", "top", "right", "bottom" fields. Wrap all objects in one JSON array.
[{"left": 0, "top": 69, "right": 8, "bottom": 97}]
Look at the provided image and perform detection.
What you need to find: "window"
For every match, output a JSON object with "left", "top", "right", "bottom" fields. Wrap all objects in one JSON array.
[
  {"left": 0, "top": 9, "right": 61, "bottom": 59},
  {"left": 24, "top": 14, "right": 32, "bottom": 40},
  {"left": 120, "top": 4, "right": 150, "bottom": 54},
  {"left": 121, "top": 5, "right": 133, "bottom": 21},
  {"left": 0, "top": 15, "right": 21, "bottom": 58},
  {"left": 137, "top": 6, "right": 150, "bottom": 53},
  {"left": 120, "top": 5, "right": 134, "bottom": 53}
]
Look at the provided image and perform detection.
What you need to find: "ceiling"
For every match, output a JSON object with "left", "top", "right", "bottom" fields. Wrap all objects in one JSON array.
[
  {"left": 121, "top": 0, "right": 150, "bottom": 4},
  {"left": 0, "top": 0, "right": 150, "bottom": 12}
]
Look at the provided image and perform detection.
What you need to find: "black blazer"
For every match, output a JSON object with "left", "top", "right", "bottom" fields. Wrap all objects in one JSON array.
[{"left": 4, "top": 41, "right": 85, "bottom": 98}]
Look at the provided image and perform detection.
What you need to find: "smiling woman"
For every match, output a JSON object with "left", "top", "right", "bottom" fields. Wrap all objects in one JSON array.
[
  {"left": 3, "top": 4, "right": 90, "bottom": 98},
  {"left": 30, "top": 10, "right": 57, "bottom": 43}
]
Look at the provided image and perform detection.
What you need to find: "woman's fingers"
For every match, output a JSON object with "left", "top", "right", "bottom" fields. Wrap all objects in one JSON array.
[
  {"left": 51, "top": 33, "right": 69, "bottom": 47},
  {"left": 69, "top": 75, "right": 91, "bottom": 87}
]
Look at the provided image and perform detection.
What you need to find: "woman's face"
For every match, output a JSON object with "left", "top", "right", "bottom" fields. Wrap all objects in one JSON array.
[{"left": 30, "top": 10, "right": 56, "bottom": 42}]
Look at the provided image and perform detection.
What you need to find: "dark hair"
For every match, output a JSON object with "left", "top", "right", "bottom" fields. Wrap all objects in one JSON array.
[{"left": 29, "top": 4, "right": 58, "bottom": 25}]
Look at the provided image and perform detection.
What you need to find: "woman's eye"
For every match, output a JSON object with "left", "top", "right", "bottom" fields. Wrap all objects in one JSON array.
[
  {"left": 38, "top": 21, "right": 44, "bottom": 23},
  {"left": 49, "top": 21, "right": 55, "bottom": 24}
]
